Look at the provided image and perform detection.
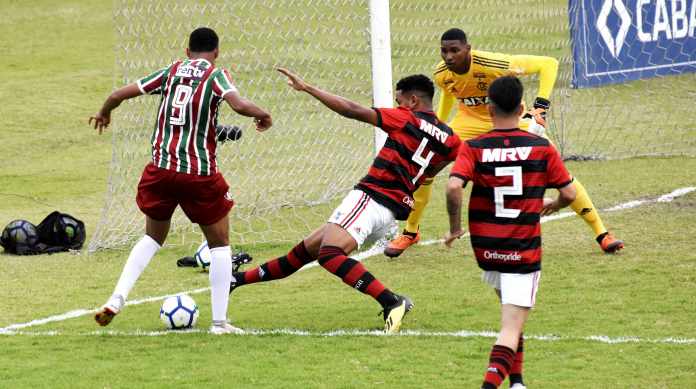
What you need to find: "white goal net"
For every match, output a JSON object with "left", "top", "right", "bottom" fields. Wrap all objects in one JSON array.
[{"left": 89, "top": 0, "right": 695, "bottom": 251}]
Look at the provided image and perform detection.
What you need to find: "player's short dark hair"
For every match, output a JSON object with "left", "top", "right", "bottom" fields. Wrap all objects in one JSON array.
[
  {"left": 189, "top": 27, "right": 219, "bottom": 52},
  {"left": 396, "top": 74, "right": 435, "bottom": 100},
  {"left": 441, "top": 28, "right": 467, "bottom": 43},
  {"left": 488, "top": 76, "right": 524, "bottom": 116}
]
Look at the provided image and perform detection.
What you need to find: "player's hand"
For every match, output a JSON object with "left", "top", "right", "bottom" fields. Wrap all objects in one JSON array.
[
  {"left": 277, "top": 68, "right": 308, "bottom": 92},
  {"left": 523, "top": 108, "right": 546, "bottom": 136},
  {"left": 541, "top": 197, "right": 560, "bottom": 216},
  {"left": 523, "top": 97, "right": 550, "bottom": 136},
  {"left": 254, "top": 115, "right": 272, "bottom": 131},
  {"left": 444, "top": 230, "right": 465, "bottom": 248},
  {"left": 89, "top": 112, "right": 111, "bottom": 134}
]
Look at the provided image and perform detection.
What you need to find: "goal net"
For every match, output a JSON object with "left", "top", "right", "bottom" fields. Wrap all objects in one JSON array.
[{"left": 89, "top": 0, "right": 695, "bottom": 251}]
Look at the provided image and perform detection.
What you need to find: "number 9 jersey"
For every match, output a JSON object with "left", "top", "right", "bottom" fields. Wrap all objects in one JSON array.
[
  {"left": 450, "top": 129, "right": 571, "bottom": 273},
  {"left": 137, "top": 59, "right": 238, "bottom": 176},
  {"left": 355, "top": 107, "right": 461, "bottom": 221}
]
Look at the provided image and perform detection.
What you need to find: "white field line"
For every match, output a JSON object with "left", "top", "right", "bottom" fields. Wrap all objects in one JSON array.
[
  {"left": 0, "top": 186, "right": 694, "bottom": 336},
  {"left": 1, "top": 328, "right": 695, "bottom": 345}
]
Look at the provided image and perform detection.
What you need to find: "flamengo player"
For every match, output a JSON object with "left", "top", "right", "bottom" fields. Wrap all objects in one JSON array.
[
  {"left": 445, "top": 76, "right": 576, "bottom": 389},
  {"left": 387, "top": 28, "right": 623, "bottom": 257},
  {"left": 228, "top": 69, "right": 461, "bottom": 333},
  {"left": 89, "top": 28, "right": 272, "bottom": 334}
]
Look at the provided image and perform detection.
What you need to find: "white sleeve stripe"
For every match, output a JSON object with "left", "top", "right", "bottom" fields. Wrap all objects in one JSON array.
[
  {"left": 136, "top": 80, "right": 148, "bottom": 94},
  {"left": 220, "top": 87, "right": 239, "bottom": 99},
  {"left": 214, "top": 78, "right": 238, "bottom": 97},
  {"left": 138, "top": 78, "right": 158, "bottom": 94}
]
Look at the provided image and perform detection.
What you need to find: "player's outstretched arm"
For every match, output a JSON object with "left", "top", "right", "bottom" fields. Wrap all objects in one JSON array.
[
  {"left": 223, "top": 91, "right": 272, "bottom": 131},
  {"left": 277, "top": 67, "right": 378, "bottom": 126},
  {"left": 541, "top": 182, "right": 576, "bottom": 216},
  {"left": 89, "top": 83, "right": 142, "bottom": 134},
  {"left": 444, "top": 176, "right": 467, "bottom": 247},
  {"left": 509, "top": 54, "right": 559, "bottom": 102}
]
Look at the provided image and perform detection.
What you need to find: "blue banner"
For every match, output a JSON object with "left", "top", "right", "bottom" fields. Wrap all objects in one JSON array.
[{"left": 569, "top": 0, "right": 696, "bottom": 88}]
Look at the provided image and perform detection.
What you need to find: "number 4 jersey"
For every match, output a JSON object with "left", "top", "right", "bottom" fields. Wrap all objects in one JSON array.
[
  {"left": 137, "top": 59, "right": 238, "bottom": 176},
  {"left": 355, "top": 107, "right": 461, "bottom": 221},
  {"left": 450, "top": 129, "right": 572, "bottom": 273}
]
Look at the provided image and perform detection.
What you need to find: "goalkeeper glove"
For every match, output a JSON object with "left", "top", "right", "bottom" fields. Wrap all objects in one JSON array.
[
  {"left": 523, "top": 97, "right": 550, "bottom": 136},
  {"left": 533, "top": 97, "right": 550, "bottom": 113}
]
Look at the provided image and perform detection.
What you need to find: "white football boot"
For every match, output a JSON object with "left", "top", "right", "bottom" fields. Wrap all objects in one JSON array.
[{"left": 209, "top": 321, "right": 244, "bottom": 335}]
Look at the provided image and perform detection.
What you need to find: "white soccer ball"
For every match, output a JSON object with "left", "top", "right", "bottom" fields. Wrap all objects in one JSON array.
[
  {"left": 160, "top": 294, "right": 199, "bottom": 329},
  {"left": 194, "top": 241, "right": 211, "bottom": 270}
]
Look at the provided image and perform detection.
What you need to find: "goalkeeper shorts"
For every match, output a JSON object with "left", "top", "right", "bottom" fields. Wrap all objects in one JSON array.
[
  {"left": 328, "top": 189, "right": 395, "bottom": 249},
  {"left": 136, "top": 163, "right": 234, "bottom": 225}
]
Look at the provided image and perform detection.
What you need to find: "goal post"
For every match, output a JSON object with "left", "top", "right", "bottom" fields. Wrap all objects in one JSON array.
[
  {"left": 369, "top": 0, "right": 393, "bottom": 153},
  {"left": 89, "top": 0, "right": 695, "bottom": 252}
]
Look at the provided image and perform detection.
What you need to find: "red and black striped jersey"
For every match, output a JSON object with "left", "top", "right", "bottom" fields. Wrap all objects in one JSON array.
[
  {"left": 355, "top": 107, "right": 461, "bottom": 220},
  {"left": 450, "top": 129, "right": 572, "bottom": 273},
  {"left": 137, "top": 58, "right": 238, "bottom": 176}
]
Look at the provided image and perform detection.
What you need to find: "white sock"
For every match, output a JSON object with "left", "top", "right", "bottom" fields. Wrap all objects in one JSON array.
[
  {"left": 209, "top": 246, "right": 234, "bottom": 323},
  {"left": 113, "top": 235, "right": 161, "bottom": 301}
]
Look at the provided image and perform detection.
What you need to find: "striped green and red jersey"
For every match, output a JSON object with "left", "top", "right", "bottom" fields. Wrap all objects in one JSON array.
[
  {"left": 137, "top": 58, "right": 238, "bottom": 175},
  {"left": 450, "top": 129, "right": 572, "bottom": 273}
]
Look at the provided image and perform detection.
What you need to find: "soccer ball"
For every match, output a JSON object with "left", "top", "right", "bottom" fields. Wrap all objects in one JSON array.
[
  {"left": 159, "top": 294, "right": 199, "bottom": 329},
  {"left": 1, "top": 219, "right": 39, "bottom": 252},
  {"left": 194, "top": 241, "right": 211, "bottom": 270}
]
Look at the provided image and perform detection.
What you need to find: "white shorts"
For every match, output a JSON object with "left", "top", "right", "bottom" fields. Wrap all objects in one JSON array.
[
  {"left": 328, "top": 190, "right": 395, "bottom": 249},
  {"left": 482, "top": 270, "right": 541, "bottom": 308}
]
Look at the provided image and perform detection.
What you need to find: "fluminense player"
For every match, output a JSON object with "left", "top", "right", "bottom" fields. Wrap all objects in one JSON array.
[
  {"left": 89, "top": 27, "right": 272, "bottom": 335},
  {"left": 386, "top": 28, "right": 623, "bottom": 257},
  {"left": 228, "top": 69, "right": 461, "bottom": 333},
  {"left": 445, "top": 76, "right": 576, "bottom": 389}
]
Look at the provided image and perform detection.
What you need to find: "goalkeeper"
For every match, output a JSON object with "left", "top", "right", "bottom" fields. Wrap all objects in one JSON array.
[{"left": 385, "top": 28, "right": 623, "bottom": 257}]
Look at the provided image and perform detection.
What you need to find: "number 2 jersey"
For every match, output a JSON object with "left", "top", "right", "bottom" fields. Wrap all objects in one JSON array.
[
  {"left": 450, "top": 129, "right": 572, "bottom": 273},
  {"left": 355, "top": 107, "right": 461, "bottom": 221},
  {"left": 137, "top": 58, "right": 238, "bottom": 176}
]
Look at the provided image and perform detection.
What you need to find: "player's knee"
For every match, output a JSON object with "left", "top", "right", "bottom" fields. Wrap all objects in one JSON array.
[{"left": 205, "top": 233, "right": 229, "bottom": 248}]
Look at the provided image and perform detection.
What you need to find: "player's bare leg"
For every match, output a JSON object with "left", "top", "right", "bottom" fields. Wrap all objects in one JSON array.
[
  {"left": 319, "top": 223, "right": 413, "bottom": 333},
  {"left": 95, "top": 217, "right": 168, "bottom": 326},
  {"left": 482, "top": 299, "right": 530, "bottom": 389}
]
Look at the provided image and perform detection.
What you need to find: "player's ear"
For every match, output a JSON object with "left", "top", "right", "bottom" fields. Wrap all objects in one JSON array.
[
  {"left": 515, "top": 103, "right": 525, "bottom": 118},
  {"left": 410, "top": 94, "right": 419, "bottom": 109},
  {"left": 487, "top": 104, "right": 496, "bottom": 118},
  {"left": 186, "top": 48, "right": 191, "bottom": 58},
  {"left": 213, "top": 48, "right": 219, "bottom": 59}
]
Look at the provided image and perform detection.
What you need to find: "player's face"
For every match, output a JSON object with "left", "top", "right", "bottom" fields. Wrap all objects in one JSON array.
[{"left": 440, "top": 40, "right": 471, "bottom": 73}]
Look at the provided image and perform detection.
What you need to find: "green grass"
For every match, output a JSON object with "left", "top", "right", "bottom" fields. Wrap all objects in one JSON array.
[{"left": 1, "top": 1, "right": 696, "bottom": 388}]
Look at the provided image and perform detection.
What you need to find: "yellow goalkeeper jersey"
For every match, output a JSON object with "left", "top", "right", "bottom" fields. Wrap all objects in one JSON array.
[{"left": 434, "top": 49, "right": 558, "bottom": 140}]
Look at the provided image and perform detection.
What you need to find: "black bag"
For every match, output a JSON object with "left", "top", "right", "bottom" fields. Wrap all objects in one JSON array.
[{"left": 35, "top": 211, "right": 86, "bottom": 253}]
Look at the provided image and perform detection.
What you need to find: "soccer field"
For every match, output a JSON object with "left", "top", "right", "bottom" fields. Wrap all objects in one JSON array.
[{"left": 1, "top": 1, "right": 695, "bottom": 388}]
